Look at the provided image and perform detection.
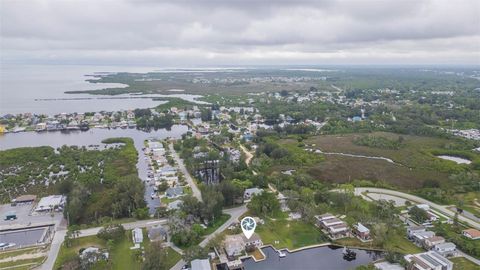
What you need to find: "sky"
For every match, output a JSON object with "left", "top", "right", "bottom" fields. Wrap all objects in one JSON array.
[{"left": 1, "top": 0, "right": 479, "bottom": 66}]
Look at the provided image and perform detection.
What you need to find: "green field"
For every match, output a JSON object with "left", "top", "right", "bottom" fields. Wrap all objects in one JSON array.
[
  {"left": 0, "top": 257, "right": 45, "bottom": 270},
  {"left": 295, "top": 132, "right": 477, "bottom": 189},
  {"left": 256, "top": 219, "right": 328, "bottom": 250},
  {"left": 451, "top": 257, "right": 479, "bottom": 270},
  {"left": 334, "top": 232, "right": 423, "bottom": 255},
  {"left": 54, "top": 232, "right": 181, "bottom": 270}
]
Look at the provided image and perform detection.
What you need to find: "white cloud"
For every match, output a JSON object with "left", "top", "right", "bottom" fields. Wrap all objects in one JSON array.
[{"left": 1, "top": 0, "right": 479, "bottom": 65}]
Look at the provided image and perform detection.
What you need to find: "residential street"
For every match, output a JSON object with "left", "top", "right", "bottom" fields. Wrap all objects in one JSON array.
[{"left": 169, "top": 143, "right": 203, "bottom": 202}]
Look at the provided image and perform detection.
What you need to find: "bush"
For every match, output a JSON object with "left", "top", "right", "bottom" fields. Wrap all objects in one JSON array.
[{"left": 97, "top": 224, "right": 125, "bottom": 242}]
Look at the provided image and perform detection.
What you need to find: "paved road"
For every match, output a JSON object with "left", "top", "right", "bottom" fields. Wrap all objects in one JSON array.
[
  {"left": 170, "top": 205, "right": 248, "bottom": 270},
  {"left": 355, "top": 187, "right": 480, "bottom": 230},
  {"left": 169, "top": 143, "right": 203, "bottom": 202},
  {"left": 38, "top": 218, "right": 168, "bottom": 270}
]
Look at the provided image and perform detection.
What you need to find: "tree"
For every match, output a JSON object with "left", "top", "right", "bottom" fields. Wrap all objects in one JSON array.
[
  {"left": 142, "top": 241, "right": 168, "bottom": 270},
  {"left": 248, "top": 192, "right": 280, "bottom": 217},
  {"left": 200, "top": 187, "right": 224, "bottom": 223},
  {"left": 97, "top": 224, "right": 125, "bottom": 243},
  {"left": 408, "top": 206, "right": 429, "bottom": 223}
]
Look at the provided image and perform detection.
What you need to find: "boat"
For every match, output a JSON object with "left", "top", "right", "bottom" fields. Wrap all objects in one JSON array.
[
  {"left": 342, "top": 247, "right": 356, "bottom": 261},
  {"left": 278, "top": 250, "right": 286, "bottom": 258}
]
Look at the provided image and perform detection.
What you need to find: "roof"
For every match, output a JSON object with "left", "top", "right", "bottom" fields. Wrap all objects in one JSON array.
[
  {"left": 463, "top": 228, "right": 480, "bottom": 238},
  {"left": 166, "top": 187, "right": 184, "bottom": 197},
  {"left": 373, "top": 262, "right": 404, "bottom": 270},
  {"left": 426, "top": 236, "right": 444, "bottom": 243},
  {"left": 191, "top": 259, "right": 211, "bottom": 270},
  {"left": 241, "top": 233, "right": 261, "bottom": 243},
  {"left": 355, "top": 223, "right": 369, "bottom": 233},
  {"left": 14, "top": 195, "right": 37, "bottom": 202},
  {"left": 434, "top": 242, "right": 456, "bottom": 250},
  {"left": 35, "top": 195, "right": 65, "bottom": 211},
  {"left": 244, "top": 187, "right": 263, "bottom": 194},
  {"left": 168, "top": 200, "right": 183, "bottom": 210}
]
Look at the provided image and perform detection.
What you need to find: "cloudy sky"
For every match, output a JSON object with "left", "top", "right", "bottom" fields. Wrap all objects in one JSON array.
[{"left": 1, "top": 0, "right": 479, "bottom": 66}]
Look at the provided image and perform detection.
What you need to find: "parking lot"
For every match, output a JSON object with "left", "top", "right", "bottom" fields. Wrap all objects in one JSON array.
[
  {"left": 0, "top": 202, "right": 63, "bottom": 230},
  {"left": 0, "top": 226, "right": 52, "bottom": 247}
]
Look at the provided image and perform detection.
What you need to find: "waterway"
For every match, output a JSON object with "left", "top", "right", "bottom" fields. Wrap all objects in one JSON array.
[
  {"left": 0, "top": 125, "right": 190, "bottom": 214},
  {"left": 0, "top": 64, "right": 206, "bottom": 115},
  {"left": 436, "top": 155, "right": 472, "bottom": 164},
  {"left": 243, "top": 246, "right": 383, "bottom": 270}
]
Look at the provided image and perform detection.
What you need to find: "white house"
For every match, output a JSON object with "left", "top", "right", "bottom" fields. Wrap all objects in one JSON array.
[
  {"left": 243, "top": 188, "right": 263, "bottom": 200},
  {"left": 433, "top": 242, "right": 457, "bottom": 257}
]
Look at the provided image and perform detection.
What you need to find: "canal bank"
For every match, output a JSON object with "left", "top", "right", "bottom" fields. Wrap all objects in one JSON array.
[{"left": 0, "top": 125, "right": 190, "bottom": 214}]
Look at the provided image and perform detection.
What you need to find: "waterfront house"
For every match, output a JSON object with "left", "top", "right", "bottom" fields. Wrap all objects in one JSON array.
[
  {"left": 147, "top": 224, "right": 168, "bottom": 242},
  {"left": 374, "top": 261, "right": 404, "bottom": 270},
  {"left": 241, "top": 233, "right": 262, "bottom": 251},
  {"left": 165, "top": 187, "right": 184, "bottom": 198},
  {"left": 433, "top": 242, "right": 456, "bottom": 257},
  {"left": 462, "top": 228, "right": 480, "bottom": 240},
  {"left": 224, "top": 234, "right": 245, "bottom": 258},
  {"left": 243, "top": 187, "right": 263, "bottom": 201},
  {"left": 404, "top": 251, "right": 453, "bottom": 270},
  {"left": 353, "top": 223, "right": 371, "bottom": 241},
  {"left": 132, "top": 228, "right": 143, "bottom": 244},
  {"left": 424, "top": 236, "right": 445, "bottom": 249}
]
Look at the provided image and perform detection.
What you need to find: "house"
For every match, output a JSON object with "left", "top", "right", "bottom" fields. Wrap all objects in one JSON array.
[
  {"left": 411, "top": 231, "right": 436, "bottom": 246},
  {"left": 407, "top": 226, "right": 426, "bottom": 239},
  {"left": 191, "top": 259, "right": 211, "bottom": 270},
  {"left": 147, "top": 225, "right": 168, "bottom": 241},
  {"left": 462, "top": 228, "right": 480, "bottom": 240},
  {"left": 327, "top": 223, "right": 350, "bottom": 239},
  {"left": 165, "top": 187, "right": 184, "bottom": 198},
  {"left": 168, "top": 200, "right": 183, "bottom": 210},
  {"left": 433, "top": 242, "right": 456, "bottom": 257},
  {"left": 243, "top": 188, "right": 263, "bottom": 200},
  {"left": 374, "top": 261, "right": 404, "bottom": 270},
  {"left": 353, "top": 223, "right": 371, "bottom": 241},
  {"left": 224, "top": 235, "right": 245, "bottom": 258},
  {"left": 241, "top": 233, "right": 262, "bottom": 249},
  {"left": 132, "top": 228, "right": 143, "bottom": 244},
  {"left": 404, "top": 251, "right": 453, "bottom": 270},
  {"left": 424, "top": 236, "right": 445, "bottom": 249}
]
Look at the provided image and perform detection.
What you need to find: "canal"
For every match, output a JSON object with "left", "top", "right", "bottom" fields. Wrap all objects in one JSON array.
[
  {"left": 0, "top": 126, "right": 189, "bottom": 214},
  {"left": 242, "top": 246, "right": 383, "bottom": 270}
]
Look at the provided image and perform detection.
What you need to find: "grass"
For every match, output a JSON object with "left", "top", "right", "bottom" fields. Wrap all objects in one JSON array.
[
  {"left": 335, "top": 231, "right": 423, "bottom": 255},
  {"left": 203, "top": 214, "right": 231, "bottom": 235},
  {"left": 54, "top": 232, "right": 181, "bottom": 270},
  {"left": 164, "top": 247, "right": 182, "bottom": 269},
  {"left": 0, "top": 257, "right": 45, "bottom": 269},
  {"left": 287, "top": 132, "right": 478, "bottom": 189},
  {"left": 256, "top": 219, "right": 327, "bottom": 250},
  {"left": 451, "top": 257, "right": 479, "bottom": 270},
  {"left": 0, "top": 247, "right": 43, "bottom": 260},
  {"left": 54, "top": 235, "right": 106, "bottom": 270}
]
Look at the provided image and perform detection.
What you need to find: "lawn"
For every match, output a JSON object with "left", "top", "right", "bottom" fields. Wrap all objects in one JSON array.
[
  {"left": 334, "top": 232, "right": 423, "bottom": 255},
  {"left": 203, "top": 214, "right": 231, "bottom": 235},
  {"left": 54, "top": 231, "right": 181, "bottom": 270},
  {"left": 256, "top": 219, "right": 328, "bottom": 250},
  {"left": 451, "top": 257, "right": 479, "bottom": 270},
  {"left": 0, "top": 247, "right": 43, "bottom": 260},
  {"left": 0, "top": 257, "right": 45, "bottom": 269}
]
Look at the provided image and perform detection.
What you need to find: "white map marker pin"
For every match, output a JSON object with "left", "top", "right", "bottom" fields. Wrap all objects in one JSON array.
[{"left": 241, "top": 216, "right": 256, "bottom": 239}]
